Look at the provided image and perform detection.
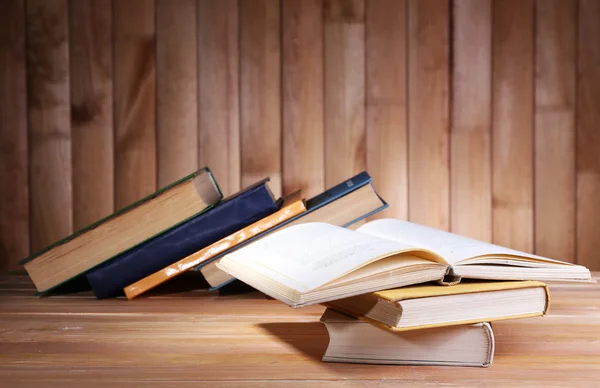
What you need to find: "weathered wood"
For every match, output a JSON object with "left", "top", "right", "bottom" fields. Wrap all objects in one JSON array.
[
  {"left": 451, "top": 0, "right": 492, "bottom": 241},
  {"left": 26, "top": 0, "right": 72, "bottom": 252},
  {"left": 239, "top": 0, "right": 281, "bottom": 197},
  {"left": 69, "top": 0, "right": 114, "bottom": 230},
  {"left": 576, "top": 0, "right": 600, "bottom": 269},
  {"left": 282, "top": 0, "right": 324, "bottom": 199},
  {"left": 0, "top": 0, "right": 29, "bottom": 270},
  {"left": 156, "top": 0, "right": 198, "bottom": 187},
  {"left": 113, "top": 0, "right": 156, "bottom": 208},
  {"left": 492, "top": 0, "right": 535, "bottom": 252},
  {"left": 365, "top": 0, "right": 407, "bottom": 220},
  {"left": 198, "top": 0, "right": 240, "bottom": 197},
  {"left": 407, "top": 0, "right": 450, "bottom": 230},
  {"left": 0, "top": 274, "right": 598, "bottom": 385}
]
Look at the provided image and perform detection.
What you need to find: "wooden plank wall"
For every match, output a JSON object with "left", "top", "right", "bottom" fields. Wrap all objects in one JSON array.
[{"left": 0, "top": 0, "right": 599, "bottom": 270}]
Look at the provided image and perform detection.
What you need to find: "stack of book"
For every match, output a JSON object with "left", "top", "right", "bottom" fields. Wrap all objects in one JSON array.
[
  {"left": 214, "top": 219, "right": 592, "bottom": 367},
  {"left": 20, "top": 168, "right": 593, "bottom": 368},
  {"left": 21, "top": 168, "right": 388, "bottom": 299}
]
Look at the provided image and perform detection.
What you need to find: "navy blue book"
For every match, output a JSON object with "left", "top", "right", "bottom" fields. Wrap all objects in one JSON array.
[
  {"left": 86, "top": 179, "right": 280, "bottom": 299},
  {"left": 195, "top": 172, "right": 389, "bottom": 291}
]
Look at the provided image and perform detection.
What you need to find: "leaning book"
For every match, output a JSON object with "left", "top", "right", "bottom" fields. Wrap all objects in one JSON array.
[{"left": 320, "top": 309, "right": 494, "bottom": 367}]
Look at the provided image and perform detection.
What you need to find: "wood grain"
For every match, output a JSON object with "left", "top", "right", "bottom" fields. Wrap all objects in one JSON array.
[
  {"left": 535, "top": 0, "right": 576, "bottom": 261},
  {"left": 282, "top": 0, "right": 324, "bottom": 199},
  {"left": 0, "top": 274, "right": 598, "bottom": 386},
  {"left": 407, "top": 0, "right": 450, "bottom": 230},
  {"left": 492, "top": 0, "right": 534, "bottom": 252},
  {"left": 451, "top": 0, "right": 492, "bottom": 241},
  {"left": 156, "top": 0, "right": 198, "bottom": 187},
  {"left": 198, "top": 0, "right": 240, "bottom": 197},
  {"left": 69, "top": 0, "right": 113, "bottom": 230},
  {"left": 577, "top": 0, "right": 600, "bottom": 269},
  {"left": 324, "top": 0, "right": 366, "bottom": 190},
  {"left": 365, "top": 0, "right": 407, "bottom": 221},
  {"left": 113, "top": 0, "right": 156, "bottom": 209},
  {"left": 0, "top": 0, "right": 29, "bottom": 270},
  {"left": 26, "top": 0, "right": 72, "bottom": 252},
  {"left": 240, "top": 0, "right": 281, "bottom": 198}
]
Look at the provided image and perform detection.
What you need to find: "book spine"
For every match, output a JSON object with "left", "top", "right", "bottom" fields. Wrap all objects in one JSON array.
[
  {"left": 122, "top": 192, "right": 306, "bottom": 300},
  {"left": 86, "top": 182, "right": 279, "bottom": 299}
]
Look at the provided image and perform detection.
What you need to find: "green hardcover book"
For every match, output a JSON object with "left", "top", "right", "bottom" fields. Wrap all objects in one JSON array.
[{"left": 21, "top": 167, "right": 222, "bottom": 293}]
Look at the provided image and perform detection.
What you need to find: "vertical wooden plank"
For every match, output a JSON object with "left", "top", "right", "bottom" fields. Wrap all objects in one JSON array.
[
  {"left": 198, "top": 0, "right": 240, "bottom": 196},
  {"left": 156, "top": 0, "right": 198, "bottom": 187},
  {"left": 113, "top": 0, "right": 156, "bottom": 208},
  {"left": 26, "top": 0, "right": 72, "bottom": 252},
  {"left": 324, "top": 0, "right": 366, "bottom": 188},
  {"left": 535, "top": 0, "right": 576, "bottom": 261},
  {"left": 577, "top": 0, "right": 600, "bottom": 270},
  {"left": 451, "top": 0, "right": 492, "bottom": 241},
  {"left": 239, "top": 0, "right": 281, "bottom": 197},
  {"left": 282, "top": 0, "right": 324, "bottom": 199},
  {"left": 0, "top": 0, "right": 29, "bottom": 269},
  {"left": 365, "top": 0, "right": 407, "bottom": 220},
  {"left": 69, "top": 0, "right": 114, "bottom": 230},
  {"left": 407, "top": 0, "right": 450, "bottom": 230},
  {"left": 492, "top": 0, "right": 534, "bottom": 252}
]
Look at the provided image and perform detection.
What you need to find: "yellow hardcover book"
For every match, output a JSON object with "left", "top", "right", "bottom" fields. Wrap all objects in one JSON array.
[
  {"left": 327, "top": 280, "right": 550, "bottom": 332},
  {"left": 123, "top": 191, "right": 306, "bottom": 299}
]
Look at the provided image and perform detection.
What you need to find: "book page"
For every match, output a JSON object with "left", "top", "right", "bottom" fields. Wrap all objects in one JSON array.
[
  {"left": 357, "top": 219, "right": 566, "bottom": 265},
  {"left": 221, "top": 223, "right": 424, "bottom": 292}
]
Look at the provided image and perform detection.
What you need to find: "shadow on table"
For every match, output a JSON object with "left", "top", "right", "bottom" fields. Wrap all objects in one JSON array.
[{"left": 259, "top": 322, "right": 330, "bottom": 362}]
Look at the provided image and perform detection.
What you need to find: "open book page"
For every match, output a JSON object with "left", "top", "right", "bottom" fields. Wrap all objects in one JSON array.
[
  {"left": 357, "top": 219, "right": 572, "bottom": 266},
  {"left": 220, "top": 223, "right": 439, "bottom": 293}
]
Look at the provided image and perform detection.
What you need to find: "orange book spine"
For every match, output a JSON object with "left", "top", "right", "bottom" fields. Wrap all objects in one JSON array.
[{"left": 123, "top": 191, "right": 306, "bottom": 300}]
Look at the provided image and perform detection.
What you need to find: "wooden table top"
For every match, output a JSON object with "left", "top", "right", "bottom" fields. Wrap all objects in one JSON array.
[{"left": 1, "top": 273, "right": 599, "bottom": 387}]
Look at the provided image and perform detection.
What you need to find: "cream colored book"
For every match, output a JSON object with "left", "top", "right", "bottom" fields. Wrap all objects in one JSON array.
[
  {"left": 216, "top": 219, "right": 591, "bottom": 308},
  {"left": 320, "top": 309, "right": 494, "bottom": 367},
  {"left": 327, "top": 280, "right": 549, "bottom": 332}
]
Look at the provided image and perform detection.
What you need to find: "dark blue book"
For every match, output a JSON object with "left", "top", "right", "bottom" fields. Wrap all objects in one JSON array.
[
  {"left": 194, "top": 172, "right": 388, "bottom": 290},
  {"left": 86, "top": 179, "right": 280, "bottom": 299}
]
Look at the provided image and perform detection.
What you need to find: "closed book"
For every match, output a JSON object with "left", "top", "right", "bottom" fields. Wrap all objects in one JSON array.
[
  {"left": 123, "top": 190, "right": 306, "bottom": 300},
  {"left": 327, "top": 280, "right": 549, "bottom": 332},
  {"left": 201, "top": 172, "right": 388, "bottom": 290},
  {"left": 320, "top": 308, "right": 494, "bottom": 367},
  {"left": 86, "top": 179, "right": 279, "bottom": 299},
  {"left": 21, "top": 168, "right": 222, "bottom": 293}
]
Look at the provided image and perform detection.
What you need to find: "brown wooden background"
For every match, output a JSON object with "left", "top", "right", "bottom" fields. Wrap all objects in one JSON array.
[{"left": 0, "top": 0, "right": 599, "bottom": 272}]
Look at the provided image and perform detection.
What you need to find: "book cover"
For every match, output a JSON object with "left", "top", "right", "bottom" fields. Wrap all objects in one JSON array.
[{"left": 86, "top": 179, "right": 279, "bottom": 299}]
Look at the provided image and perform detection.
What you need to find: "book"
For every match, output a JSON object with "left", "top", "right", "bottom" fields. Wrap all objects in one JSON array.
[
  {"left": 86, "top": 179, "right": 281, "bottom": 299},
  {"left": 327, "top": 280, "right": 549, "bottom": 331},
  {"left": 201, "top": 174, "right": 388, "bottom": 290},
  {"left": 216, "top": 219, "right": 592, "bottom": 308},
  {"left": 320, "top": 308, "right": 494, "bottom": 367},
  {"left": 21, "top": 168, "right": 222, "bottom": 293},
  {"left": 122, "top": 190, "right": 306, "bottom": 300}
]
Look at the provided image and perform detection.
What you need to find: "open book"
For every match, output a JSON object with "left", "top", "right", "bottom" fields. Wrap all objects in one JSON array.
[{"left": 216, "top": 219, "right": 592, "bottom": 308}]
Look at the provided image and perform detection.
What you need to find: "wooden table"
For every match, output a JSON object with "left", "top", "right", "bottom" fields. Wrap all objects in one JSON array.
[{"left": 1, "top": 274, "right": 599, "bottom": 387}]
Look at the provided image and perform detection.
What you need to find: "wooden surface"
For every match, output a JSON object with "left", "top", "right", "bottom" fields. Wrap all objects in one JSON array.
[
  {"left": 0, "top": 0, "right": 29, "bottom": 270},
  {"left": 491, "top": 0, "right": 535, "bottom": 252},
  {"left": 2, "top": 0, "right": 600, "bottom": 270},
  {"left": 451, "top": 0, "right": 492, "bottom": 242},
  {"left": 69, "top": 0, "right": 114, "bottom": 230},
  {"left": 0, "top": 274, "right": 599, "bottom": 387}
]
